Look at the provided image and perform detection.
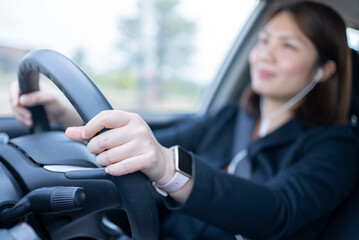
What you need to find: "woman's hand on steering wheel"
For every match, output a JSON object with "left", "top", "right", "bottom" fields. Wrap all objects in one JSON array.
[
  {"left": 65, "top": 110, "right": 176, "bottom": 184},
  {"left": 10, "top": 81, "right": 82, "bottom": 129}
]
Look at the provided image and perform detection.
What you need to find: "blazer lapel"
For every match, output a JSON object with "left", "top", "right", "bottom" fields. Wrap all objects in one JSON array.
[{"left": 248, "top": 117, "right": 304, "bottom": 157}]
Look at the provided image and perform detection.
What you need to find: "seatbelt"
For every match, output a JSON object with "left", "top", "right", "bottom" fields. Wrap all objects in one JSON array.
[
  {"left": 227, "top": 110, "right": 256, "bottom": 179},
  {"left": 228, "top": 110, "right": 256, "bottom": 240}
]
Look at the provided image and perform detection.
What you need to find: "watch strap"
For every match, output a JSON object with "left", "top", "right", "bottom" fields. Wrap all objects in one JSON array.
[{"left": 153, "top": 171, "right": 190, "bottom": 197}]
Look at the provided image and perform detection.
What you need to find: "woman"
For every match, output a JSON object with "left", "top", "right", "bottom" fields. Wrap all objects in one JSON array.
[{"left": 10, "top": 1, "right": 358, "bottom": 239}]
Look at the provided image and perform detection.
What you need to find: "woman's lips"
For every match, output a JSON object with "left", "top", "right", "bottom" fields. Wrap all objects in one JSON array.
[{"left": 258, "top": 69, "right": 275, "bottom": 79}]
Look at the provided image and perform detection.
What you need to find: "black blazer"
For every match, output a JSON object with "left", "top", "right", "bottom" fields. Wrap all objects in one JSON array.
[{"left": 154, "top": 104, "right": 359, "bottom": 240}]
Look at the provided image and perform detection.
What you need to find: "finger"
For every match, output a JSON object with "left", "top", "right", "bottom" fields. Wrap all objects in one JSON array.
[
  {"left": 82, "top": 110, "right": 132, "bottom": 139},
  {"left": 19, "top": 91, "right": 55, "bottom": 107},
  {"left": 65, "top": 126, "right": 87, "bottom": 142},
  {"left": 13, "top": 112, "right": 33, "bottom": 128},
  {"left": 12, "top": 106, "right": 33, "bottom": 127},
  {"left": 87, "top": 126, "right": 136, "bottom": 154},
  {"left": 13, "top": 105, "right": 32, "bottom": 120},
  {"left": 105, "top": 154, "right": 148, "bottom": 176},
  {"left": 9, "top": 81, "right": 20, "bottom": 106},
  {"left": 96, "top": 140, "right": 140, "bottom": 166}
]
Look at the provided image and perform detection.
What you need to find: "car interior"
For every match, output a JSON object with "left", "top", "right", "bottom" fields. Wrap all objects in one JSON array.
[{"left": 0, "top": 0, "right": 358, "bottom": 239}]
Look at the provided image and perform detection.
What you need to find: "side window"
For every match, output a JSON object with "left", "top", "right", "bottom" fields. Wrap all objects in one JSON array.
[
  {"left": 347, "top": 28, "right": 359, "bottom": 51},
  {"left": 0, "top": 0, "right": 259, "bottom": 116}
]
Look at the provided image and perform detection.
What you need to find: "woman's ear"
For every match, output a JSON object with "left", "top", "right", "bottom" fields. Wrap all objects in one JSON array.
[{"left": 320, "top": 60, "right": 336, "bottom": 82}]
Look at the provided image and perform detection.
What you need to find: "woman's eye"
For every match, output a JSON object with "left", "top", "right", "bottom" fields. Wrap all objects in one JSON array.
[
  {"left": 283, "top": 43, "right": 296, "bottom": 49},
  {"left": 258, "top": 37, "right": 268, "bottom": 44}
]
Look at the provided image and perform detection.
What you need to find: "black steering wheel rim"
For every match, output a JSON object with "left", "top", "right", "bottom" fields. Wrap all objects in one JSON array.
[
  {"left": 17, "top": 49, "right": 159, "bottom": 239},
  {"left": 18, "top": 49, "right": 113, "bottom": 133}
]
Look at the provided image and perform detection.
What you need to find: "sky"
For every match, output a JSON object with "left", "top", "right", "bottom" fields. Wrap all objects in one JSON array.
[{"left": 0, "top": 0, "right": 258, "bottom": 84}]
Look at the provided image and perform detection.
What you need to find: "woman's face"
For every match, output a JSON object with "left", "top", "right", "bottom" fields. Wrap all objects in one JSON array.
[{"left": 249, "top": 11, "right": 319, "bottom": 101}]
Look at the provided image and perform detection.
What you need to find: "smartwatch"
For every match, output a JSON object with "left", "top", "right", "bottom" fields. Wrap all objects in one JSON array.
[{"left": 153, "top": 145, "right": 193, "bottom": 196}]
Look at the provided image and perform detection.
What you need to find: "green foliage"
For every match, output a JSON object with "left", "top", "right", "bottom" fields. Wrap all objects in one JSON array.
[
  {"left": 117, "top": 0, "right": 197, "bottom": 81},
  {"left": 87, "top": 70, "right": 138, "bottom": 91},
  {"left": 85, "top": 69, "right": 203, "bottom": 99},
  {"left": 155, "top": 0, "right": 197, "bottom": 71},
  {"left": 71, "top": 0, "right": 201, "bottom": 111},
  {"left": 163, "top": 78, "right": 204, "bottom": 98}
]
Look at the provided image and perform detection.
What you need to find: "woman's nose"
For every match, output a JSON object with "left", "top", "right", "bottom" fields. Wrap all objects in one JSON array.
[{"left": 257, "top": 44, "right": 276, "bottom": 62}]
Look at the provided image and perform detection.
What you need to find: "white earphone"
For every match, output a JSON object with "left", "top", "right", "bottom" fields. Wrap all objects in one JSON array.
[{"left": 258, "top": 67, "right": 324, "bottom": 137}]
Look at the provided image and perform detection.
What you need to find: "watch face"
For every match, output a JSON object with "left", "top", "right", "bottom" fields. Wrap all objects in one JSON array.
[{"left": 177, "top": 146, "right": 192, "bottom": 177}]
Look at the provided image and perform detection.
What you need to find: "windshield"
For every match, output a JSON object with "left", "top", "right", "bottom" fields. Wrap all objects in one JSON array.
[{"left": 0, "top": 0, "right": 259, "bottom": 116}]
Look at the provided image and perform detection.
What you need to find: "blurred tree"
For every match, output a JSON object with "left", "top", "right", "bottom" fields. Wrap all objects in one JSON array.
[{"left": 118, "top": 0, "right": 196, "bottom": 106}]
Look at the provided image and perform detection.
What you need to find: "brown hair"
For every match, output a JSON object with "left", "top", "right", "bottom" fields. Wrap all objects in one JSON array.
[{"left": 242, "top": 1, "right": 352, "bottom": 125}]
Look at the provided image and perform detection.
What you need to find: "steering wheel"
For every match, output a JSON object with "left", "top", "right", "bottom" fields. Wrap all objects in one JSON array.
[
  {"left": 18, "top": 49, "right": 112, "bottom": 133},
  {"left": 0, "top": 49, "right": 159, "bottom": 239}
]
